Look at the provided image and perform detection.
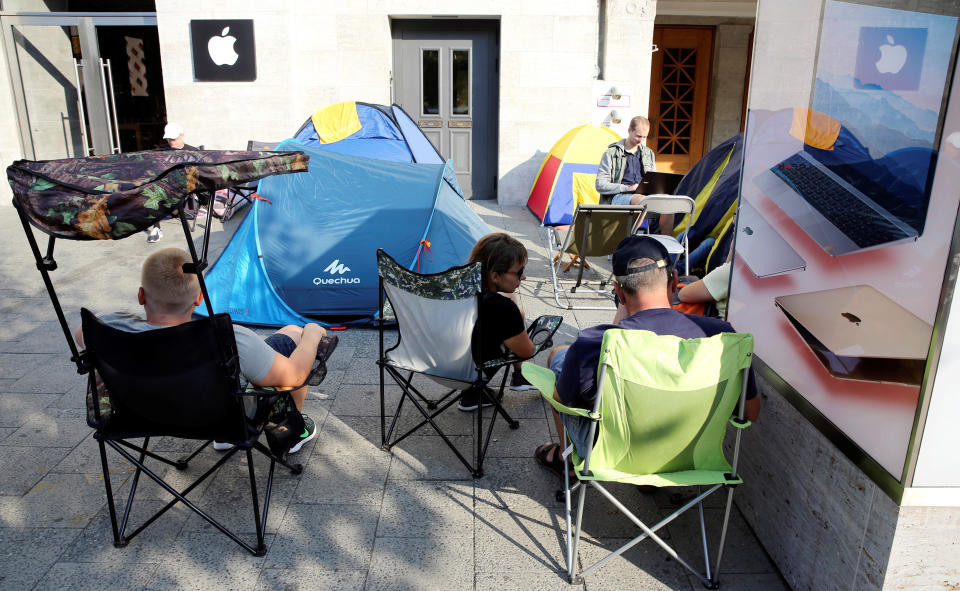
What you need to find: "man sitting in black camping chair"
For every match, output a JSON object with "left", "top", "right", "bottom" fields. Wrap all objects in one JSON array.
[{"left": 75, "top": 247, "right": 330, "bottom": 453}]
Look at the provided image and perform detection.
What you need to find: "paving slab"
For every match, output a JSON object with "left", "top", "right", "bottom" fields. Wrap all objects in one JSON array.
[
  {"left": 255, "top": 566, "right": 367, "bottom": 591},
  {"left": 265, "top": 503, "right": 378, "bottom": 570},
  {"left": 294, "top": 452, "right": 390, "bottom": 506},
  {"left": 6, "top": 407, "right": 90, "bottom": 448},
  {"left": 376, "top": 480, "right": 474, "bottom": 538},
  {"left": 33, "top": 562, "right": 160, "bottom": 591},
  {"left": 364, "top": 536, "right": 473, "bottom": 591},
  {"left": 0, "top": 445, "right": 72, "bottom": 495},
  {"left": 0, "top": 526, "right": 81, "bottom": 591},
  {"left": 386, "top": 434, "right": 478, "bottom": 481}
]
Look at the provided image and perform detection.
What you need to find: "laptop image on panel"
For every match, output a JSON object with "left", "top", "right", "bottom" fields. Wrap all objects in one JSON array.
[
  {"left": 775, "top": 285, "right": 931, "bottom": 386},
  {"left": 637, "top": 171, "right": 684, "bottom": 195},
  {"left": 754, "top": 151, "right": 918, "bottom": 256},
  {"left": 735, "top": 199, "right": 807, "bottom": 277}
]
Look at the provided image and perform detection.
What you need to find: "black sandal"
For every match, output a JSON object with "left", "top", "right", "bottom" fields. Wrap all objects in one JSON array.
[{"left": 535, "top": 442, "right": 576, "bottom": 481}]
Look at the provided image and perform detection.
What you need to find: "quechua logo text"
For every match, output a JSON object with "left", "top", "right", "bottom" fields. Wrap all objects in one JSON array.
[{"left": 313, "top": 259, "right": 360, "bottom": 286}]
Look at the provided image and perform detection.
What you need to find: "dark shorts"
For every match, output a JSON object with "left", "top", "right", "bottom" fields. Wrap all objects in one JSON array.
[{"left": 264, "top": 333, "right": 297, "bottom": 357}]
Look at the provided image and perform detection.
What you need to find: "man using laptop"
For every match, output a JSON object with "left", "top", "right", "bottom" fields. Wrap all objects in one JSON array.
[
  {"left": 533, "top": 235, "right": 760, "bottom": 479},
  {"left": 596, "top": 116, "right": 677, "bottom": 232},
  {"left": 595, "top": 115, "right": 656, "bottom": 206}
]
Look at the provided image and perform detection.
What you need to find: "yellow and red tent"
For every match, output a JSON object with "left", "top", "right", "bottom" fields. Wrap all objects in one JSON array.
[{"left": 526, "top": 125, "right": 620, "bottom": 226}]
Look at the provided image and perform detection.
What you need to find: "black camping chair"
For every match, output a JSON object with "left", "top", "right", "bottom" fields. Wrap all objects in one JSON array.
[
  {"left": 82, "top": 308, "right": 306, "bottom": 555},
  {"left": 376, "top": 249, "right": 562, "bottom": 477},
  {"left": 7, "top": 148, "right": 310, "bottom": 555}
]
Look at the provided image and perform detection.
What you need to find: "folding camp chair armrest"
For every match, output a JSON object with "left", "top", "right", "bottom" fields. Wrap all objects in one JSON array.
[
  {"left": 521, "top": 362, "right": 598, "bottom": 419},
  {"left": 545, "top": 394, "right": 597, "bottom": 419},
  {"left": 238, "top": 386, "right": 284, "bottom": 397},
  {"left": 482, "top": 314, "right": 564, "bottom": 368},
  {"left": 729, "top": 416, "right": 752, "bottom": 429}
]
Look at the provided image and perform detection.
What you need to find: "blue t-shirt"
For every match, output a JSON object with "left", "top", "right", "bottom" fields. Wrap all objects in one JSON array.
[
  {"left": 556, "top": 307, "right": 740, "bottom": 410},
  {"left": 621, "top": 148, "right": 644, "bottom": 186}
]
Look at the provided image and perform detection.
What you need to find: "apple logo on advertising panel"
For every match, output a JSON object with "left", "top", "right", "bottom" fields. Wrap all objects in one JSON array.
[
  {"left": 190, "top": 20, "right": 256, "bottom": 82},
  {"left": 208, "top": 27, "right": 239, "bottom": 66},
  {"left": 854, "top": 27, "right": 926, "bottom": 91}
]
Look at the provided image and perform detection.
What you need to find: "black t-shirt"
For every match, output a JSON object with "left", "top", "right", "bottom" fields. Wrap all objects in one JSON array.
[
  {"left": 472, "top": 292, "right": 525, "bottom": 365},
  {"left": 621, "top": 148, "right": 644, "bottom": 185}
]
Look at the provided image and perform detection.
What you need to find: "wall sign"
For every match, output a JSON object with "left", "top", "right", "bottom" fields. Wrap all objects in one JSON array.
[{"left": 190, "top": 20, "right": 256, "bottom": 82}]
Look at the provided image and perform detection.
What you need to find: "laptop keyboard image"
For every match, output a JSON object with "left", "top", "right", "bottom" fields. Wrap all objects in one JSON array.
[{"left": 771, "top": 154, "right": 909, "bottom": 249}]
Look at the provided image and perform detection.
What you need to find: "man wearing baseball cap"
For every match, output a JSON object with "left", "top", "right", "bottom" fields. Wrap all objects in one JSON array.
[
  {"left": 146, "top": 123, "right": 199, "bottom": 243},
  {"left": 534, "top": 235, "right": 759, "bottom": 479},
  {"left": 162, "top": 122, "right": 196, "bottom": 151}
]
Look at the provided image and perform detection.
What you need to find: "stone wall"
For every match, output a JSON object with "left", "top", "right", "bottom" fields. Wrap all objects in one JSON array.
[
  {"left": 151, "top": 0, "right": 655, "bottom": 205},
  {"left": 735, "top": 372, "right": 960, "bottom": 590}
]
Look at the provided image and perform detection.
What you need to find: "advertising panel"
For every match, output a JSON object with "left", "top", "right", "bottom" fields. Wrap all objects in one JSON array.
[{"left": 730, "top": 0, "right": 960, "bottom": 478}]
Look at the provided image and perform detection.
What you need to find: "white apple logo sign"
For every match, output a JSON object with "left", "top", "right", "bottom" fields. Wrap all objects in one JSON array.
[
  {"left": 876, "top": 34, "right": 907, "bottom": 74},
  {"left": 207, "top": 26, "right": 239, "bottom": 66}
]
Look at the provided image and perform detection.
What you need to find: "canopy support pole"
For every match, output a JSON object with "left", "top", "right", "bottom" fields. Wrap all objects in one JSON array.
[{"left": 13, "top": 200, "right": 85, "bottom": 372}]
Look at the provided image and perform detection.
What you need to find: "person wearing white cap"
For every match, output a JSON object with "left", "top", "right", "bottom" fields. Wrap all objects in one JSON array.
[{"left": 147, "top": 123, "right": 198, "bottom": 243}]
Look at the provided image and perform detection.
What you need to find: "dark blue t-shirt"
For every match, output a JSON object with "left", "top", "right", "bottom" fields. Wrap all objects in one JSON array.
[
  {"left": 621, "top": 148, "right": 644, "bottom": 186},
  {"left": 556, "top": 307, "right": 742, "bottom": 410}
]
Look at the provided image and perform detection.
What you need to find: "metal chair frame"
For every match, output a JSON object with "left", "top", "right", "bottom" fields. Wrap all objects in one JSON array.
[{"left": 547, "top": 203, "right": 645, "bottom": 311}]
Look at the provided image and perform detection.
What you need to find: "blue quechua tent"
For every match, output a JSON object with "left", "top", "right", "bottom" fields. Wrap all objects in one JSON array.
[{"left": 202, "top": 102, "right": 490, "bottom": 326}]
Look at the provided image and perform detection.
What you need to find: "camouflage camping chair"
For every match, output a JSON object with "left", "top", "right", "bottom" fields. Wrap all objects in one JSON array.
[
  {"left": 376, "top": 249, "right": 561, "bottom": 477},
  {"left": 7, "top": 148, "right": 312, "bottom": 555}
]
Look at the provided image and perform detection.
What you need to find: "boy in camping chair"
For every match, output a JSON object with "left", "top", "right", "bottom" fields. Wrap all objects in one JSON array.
[
  {"left": 534, "top": 235, "right": 761, "bottom": 478},
  {"left": 74, "top": 247, "right": 329, "bottom": 453}
]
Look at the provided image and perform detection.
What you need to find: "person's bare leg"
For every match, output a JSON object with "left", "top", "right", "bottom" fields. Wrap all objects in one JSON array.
[
  {"left": 658, "top": 213, "right": 675, "bottom": 234},
  {"left": 545, "top": 345, "right": 569, "bottom": 443},
  {"left": 275, "top": 325, "right": 308, "bottom": 410}
]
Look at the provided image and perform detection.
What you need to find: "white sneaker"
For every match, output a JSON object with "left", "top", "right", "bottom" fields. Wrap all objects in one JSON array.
[
  {"left": 212, "top": 441, "right": 235, "bottom": 451},
  {"left": 146, "top": 226, "right": 162, "bottom": 243}
]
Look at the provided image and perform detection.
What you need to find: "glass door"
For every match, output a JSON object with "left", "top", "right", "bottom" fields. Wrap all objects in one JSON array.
[{"left": 1, "top": 13, "right": 162, "bottom": 160}]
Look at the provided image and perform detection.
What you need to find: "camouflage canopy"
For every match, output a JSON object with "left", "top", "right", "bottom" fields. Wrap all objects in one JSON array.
[{"left": 7, "top": 149, "right": 308, "bottom": 240}]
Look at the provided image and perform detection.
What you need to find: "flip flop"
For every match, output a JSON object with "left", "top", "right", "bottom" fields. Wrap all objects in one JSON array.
[
  {"left": 316, "top": 335, "right": 339, "bottom": 364},
  {"left": 306, "top": 336, "right": 339, "bottom": 386},
  {"left": 535, "top": 442, "right": 576, "bottom": 481}
]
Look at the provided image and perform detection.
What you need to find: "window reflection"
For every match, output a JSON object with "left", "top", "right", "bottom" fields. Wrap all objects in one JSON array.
[
  {"left": 422, "top": 49, "right": 439, "bottom": 115},
  {"left": 452, "top": 49, "right": 469, "bottom": 115}
]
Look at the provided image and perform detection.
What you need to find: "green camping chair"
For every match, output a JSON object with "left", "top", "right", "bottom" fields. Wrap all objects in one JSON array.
[{"left": 521, "top": 329, "right": 753, "bottom": 588}]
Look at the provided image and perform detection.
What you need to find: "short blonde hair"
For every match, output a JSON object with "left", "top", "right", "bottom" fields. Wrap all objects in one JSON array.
[
  {"left": 140, "top": 248, "right": 200, "bottom": 315},
  {"left": 629, "top": 116, "right": 651, "bottom": 132}
]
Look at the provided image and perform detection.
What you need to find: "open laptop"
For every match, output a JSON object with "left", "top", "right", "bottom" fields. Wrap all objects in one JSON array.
[
  {"left": 735, "top": 199, "right": 806, "bottom": 277},
  {"left": 774, "top": 285, "right": 931, "bottom": 386},
  {"left": 754, "top": 150, "right": 918, "bottom": 256},
  {"left": 636, "top": 171, "right": 684, "bottom": 195}
]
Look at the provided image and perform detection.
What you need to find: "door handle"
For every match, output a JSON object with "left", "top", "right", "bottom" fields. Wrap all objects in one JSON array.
[
  {"left": 100, "top": 58, "right": 122, "bottom": 154},
  {"left": 73, "top": 59, "right": 93, "bottom": 156}
]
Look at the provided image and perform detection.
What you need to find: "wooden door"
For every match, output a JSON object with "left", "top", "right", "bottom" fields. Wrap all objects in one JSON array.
[{"left": 648, "top": 26, "right": 714, "bottom": 173}]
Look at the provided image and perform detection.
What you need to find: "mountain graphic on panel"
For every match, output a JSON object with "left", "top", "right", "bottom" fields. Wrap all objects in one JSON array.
[{"left": 813, "top": 74, "right": 938, "bottom": 159}]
